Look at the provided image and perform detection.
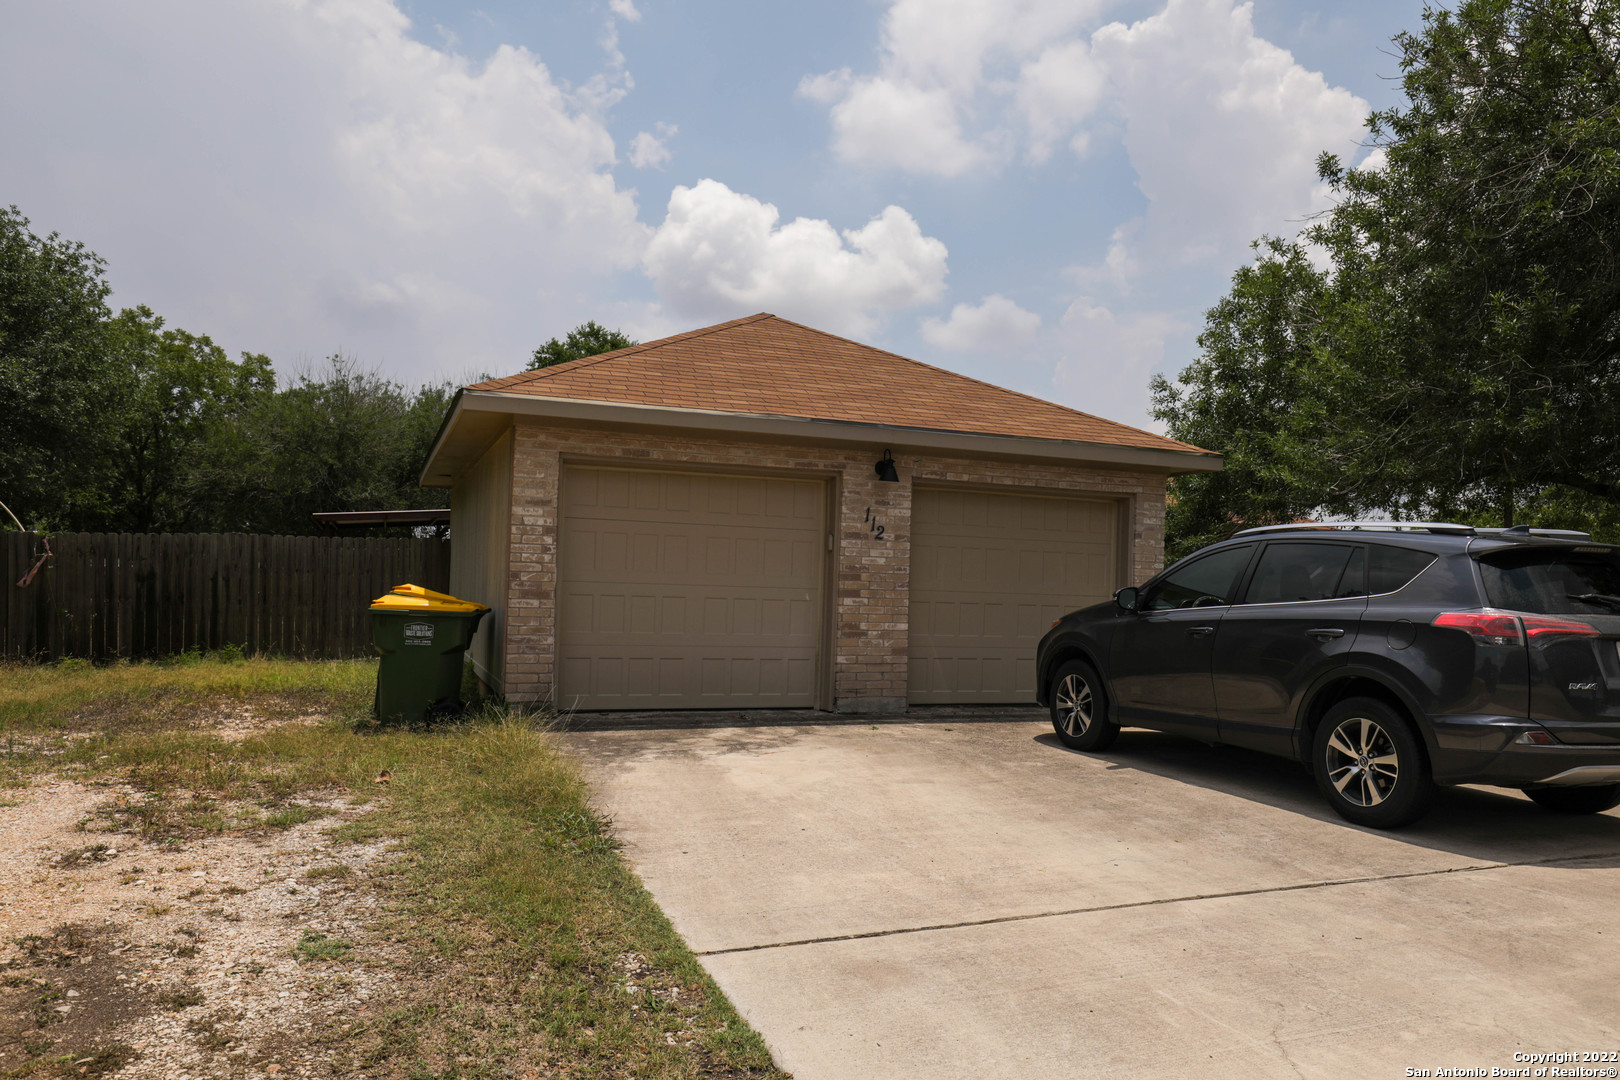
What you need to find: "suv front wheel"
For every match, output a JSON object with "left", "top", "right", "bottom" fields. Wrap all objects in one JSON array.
[
  {"left": 1049, "top": 659, "right": 1119, "bottom": 752},
  {"left": 1312, "top": 697, "right": 1433, "bottom": 828}
]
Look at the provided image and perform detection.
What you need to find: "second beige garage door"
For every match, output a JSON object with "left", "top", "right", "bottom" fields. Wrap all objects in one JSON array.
[
  {"left": 909, "top": 488, "right": 1119, "bottom": 704},
  {"left": 558, "top": 466, "right": 825, "bottom": 710}
]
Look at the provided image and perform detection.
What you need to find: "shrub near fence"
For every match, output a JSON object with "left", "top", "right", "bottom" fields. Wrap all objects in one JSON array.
[{"left": 1, "top": 532, "right": 451, "bottom": 661}]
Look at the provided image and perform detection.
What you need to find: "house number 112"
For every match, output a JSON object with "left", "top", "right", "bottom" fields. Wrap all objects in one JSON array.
[{"left": 864, "top": 506, "right": 886, "bottom": 540}]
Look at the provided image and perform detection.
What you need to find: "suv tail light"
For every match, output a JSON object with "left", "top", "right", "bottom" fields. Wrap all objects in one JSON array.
[
  {"left": 1432, "top": 610, "right": 1524, "bottom": 645},
  {"left": 1432, "top": 610, "right": 1603, "bottom": 646},
  {"left": 1520, "top": 615, "right": 1602, "bottom": 641}
]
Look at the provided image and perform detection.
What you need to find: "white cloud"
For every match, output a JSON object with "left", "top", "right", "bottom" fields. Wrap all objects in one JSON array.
[
  {"left": 1355, "top": 146, "right": 1388, "bottom": 173},
  {"left": 799, "top": 72, "right": 984, "bottom": 177},
  {"left": 798, "top": 0, "right": 1371, "bottom": 433},
  {"left": 1017, "top": 39, "right": 1107, "bottom": 162},
  {"left": 1050, "top": 298, "right": 1181, "bottom": 429},
  {"left": 642, "top": 179, "right": 949, "bottom": 337},
  {"left": 799, "top": 0, "right": 1104, "bottom": 177},
  {"left": 609, "top": 0, "right": 643, "bottom": 23},
  {"left": 628, "top": 123, "right": 677, "bottom": 169},
  {"left": 1067, "top": 222, "right": 1140, "bottom": 291},
  {"left": 0, "top": 0, "right": 647, "bottom": 383},
  {"left": 920, "top": 295, "right": 1041, "bottom": 351},
  {"left": 880, "top": 0, "right": 1095, "bottom": 91},
  {"left": 583, "top": 14, "right": 636, "bottom": 111},
  {"left": 1086, "top": 0, "right": 1368, "bottom": 268},
  {"left": 800, "top": 0, "right": 1368, "bottom": 277}
]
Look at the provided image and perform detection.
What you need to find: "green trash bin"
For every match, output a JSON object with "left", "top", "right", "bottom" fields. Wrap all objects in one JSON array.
[{"left": 370, "top": 585, "right": 490, "bottom": 723}]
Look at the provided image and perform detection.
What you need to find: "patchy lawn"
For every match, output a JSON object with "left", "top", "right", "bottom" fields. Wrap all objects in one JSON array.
[{"left": 0, "top": 656, "right": 788, "bottom": 1079}]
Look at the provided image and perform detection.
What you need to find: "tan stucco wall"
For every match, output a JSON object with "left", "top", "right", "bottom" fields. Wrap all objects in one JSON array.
[
  {"left": 448, "top": 428, "right": 512, "bottom": 691},
  {"left": 493, "top": 417, "right": 1169, "bottom": 711}
]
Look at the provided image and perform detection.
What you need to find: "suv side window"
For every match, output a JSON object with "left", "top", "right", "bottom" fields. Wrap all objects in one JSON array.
[
  {"left": 1366, "top": 545, "right": 1436, "bottom": 595},
  {"left": 1335, "top": 547, "right": 1366, "bottom": 597},
  {"left": 1241, "top": 542, "right": 1357, "bottom": 605},
  {"left": 1141, "top": 544, "right": 1254, "bottom": 610}
]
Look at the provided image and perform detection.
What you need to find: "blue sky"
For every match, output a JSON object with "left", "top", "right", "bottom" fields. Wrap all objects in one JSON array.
[{"left": 1, "top": 0, "right": 1426, "bottom": 431}]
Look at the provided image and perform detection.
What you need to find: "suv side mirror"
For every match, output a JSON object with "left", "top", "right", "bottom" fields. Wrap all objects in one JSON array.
[{"left": 1114, "top": 586, "right": 1139, "bottom": 612}]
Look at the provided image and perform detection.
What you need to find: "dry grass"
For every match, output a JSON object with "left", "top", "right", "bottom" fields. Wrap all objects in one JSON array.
[{"left": 1, "top": 657, "right": 788, "bottom": 1079}]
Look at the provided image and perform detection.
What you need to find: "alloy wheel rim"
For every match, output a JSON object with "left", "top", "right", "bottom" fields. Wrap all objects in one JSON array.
[
  {"left": 1057, "top": 674, "right": 1093, "bottom": 737},
  {"left": 1324, "top": 716, "right": 1400, "bottom": 807}
]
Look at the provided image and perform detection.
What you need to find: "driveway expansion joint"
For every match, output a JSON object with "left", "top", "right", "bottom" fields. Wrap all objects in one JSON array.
[{"left": 696, "top": 849, "right": 1620, "bottom": 957}]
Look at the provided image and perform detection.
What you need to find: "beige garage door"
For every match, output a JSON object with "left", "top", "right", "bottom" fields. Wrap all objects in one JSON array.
[
  {"left": 558, "top": 466, "right": 825, "bottom": 709},
  {"left": 909, "top": 488, "right": 1119, "bottom": 704}
]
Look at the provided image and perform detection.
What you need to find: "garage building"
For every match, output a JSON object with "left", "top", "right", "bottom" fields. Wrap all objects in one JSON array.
[{"left": 421, "top": 313, "right": 1220, "bottom": 712}]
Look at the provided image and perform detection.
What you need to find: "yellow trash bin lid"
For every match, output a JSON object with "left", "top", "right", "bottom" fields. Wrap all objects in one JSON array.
[{"left": 370, "top": 583, "right": 489, "bottom": 612}]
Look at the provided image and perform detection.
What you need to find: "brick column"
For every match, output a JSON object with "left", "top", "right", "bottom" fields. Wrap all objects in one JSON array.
[
  {"left": 833, "top": 454, "right": 912, "bottom": 713},
  {"left": 1131, "top": 480, "right": 1169, "bottom": 584},
  {"left": 502, "top": 421, "right": 560, "bottom": 705}
]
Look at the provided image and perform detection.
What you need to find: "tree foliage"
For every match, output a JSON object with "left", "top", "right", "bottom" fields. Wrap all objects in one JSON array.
[
  {"left": 0, "top": 206, "right": 455, "bottom": 535},
  {"left": 528, "top": 320, "right": 636, "bottom": 370},
  {"left": 1156, "top": 0, "right": 1620, "bottom": 557},
  {"left": 0, "top": 206, "right": 117, "bottom": 528},
  {"left": 187, "top": 358, "right": 453, "bottom": 535},
  {"left": 104, "top": 306, "right": 274, "bottom": 531}
]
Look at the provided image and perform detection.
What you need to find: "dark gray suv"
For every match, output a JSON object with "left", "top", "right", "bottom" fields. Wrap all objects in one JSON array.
[{"left": 1035, "top": 523, "right": 1620, "bottom": 828}]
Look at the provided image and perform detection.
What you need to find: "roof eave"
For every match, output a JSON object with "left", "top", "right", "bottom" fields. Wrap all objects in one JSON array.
[
  {"left": 419, "top": 389, "right": 1223, "bottom": 487},
  {"left": 418, "top": 387, "right": 466, "bottom": 488}
]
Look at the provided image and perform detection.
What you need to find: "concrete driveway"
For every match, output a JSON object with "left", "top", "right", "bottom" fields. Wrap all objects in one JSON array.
[{"left": 563, "top": 716, "right": 1620, "bottom": 1080}]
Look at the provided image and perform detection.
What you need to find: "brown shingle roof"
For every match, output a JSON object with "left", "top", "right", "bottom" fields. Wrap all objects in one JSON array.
[{"left": 470, "top": 313, "right": 1206, "bottom": 454}]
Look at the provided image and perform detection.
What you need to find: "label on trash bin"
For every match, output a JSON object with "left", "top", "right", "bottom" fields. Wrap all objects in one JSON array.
[{"left": 404, "top": 621, "right": 435, "bottom": 646}]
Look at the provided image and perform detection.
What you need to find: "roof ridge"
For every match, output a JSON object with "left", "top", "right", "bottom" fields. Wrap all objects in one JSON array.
[
  {"left": 473, "top": 313, "right": 775, "bottom": 391},
  {"left": 761, "top": 313, "right": 1204, "bottom": 454}
]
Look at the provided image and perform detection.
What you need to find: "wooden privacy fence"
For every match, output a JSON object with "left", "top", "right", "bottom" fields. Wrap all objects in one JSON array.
[{"left": 1, "top": 532, "right": 452, "bottom": 661}]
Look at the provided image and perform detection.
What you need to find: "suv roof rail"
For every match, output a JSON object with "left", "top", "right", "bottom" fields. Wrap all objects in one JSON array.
[
  {"left": 1475, "top": 526, "right": 1594, "bottom": 541},
  {"left": 1232, "top": 521, "right": 1476, "bottom": 537}
]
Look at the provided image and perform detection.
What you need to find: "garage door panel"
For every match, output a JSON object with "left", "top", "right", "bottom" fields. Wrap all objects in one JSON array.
[
  {"left": 574, "top": 530, "right": 813, "bottom": 584},
  {"left": 574, "top": 469, "right": 819, "bottom": 527},
  {"left": 909, "top": 488, "right": 1118, "bottom": 705},
  {"left": 561, "top": 466, "right": 825, "bottom": 709},
  {"left": 626, "top": 657, "right": 655, "bottom": 695},
  {"left": 567, "top": 587, "right": 816, "bottom": 639},
  {"left": 562, "top": 649, "right": 818, "bottom": 708},
  {"left": 630, "top": 594, "right": 656, "bottom": 631}
]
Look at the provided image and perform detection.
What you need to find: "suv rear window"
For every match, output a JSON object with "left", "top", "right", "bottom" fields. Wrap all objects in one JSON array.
[{"left": 1477, "top": 547, "right": 1620, "bottom": 615}]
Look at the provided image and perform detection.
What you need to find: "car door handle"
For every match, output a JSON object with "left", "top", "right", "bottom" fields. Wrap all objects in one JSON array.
[
  {"left": 1186, "top": 625, "right": 1215, "bottom": 636},
  {"left": 1308, "top": 627, "right": 1347, "bottom": 639}
]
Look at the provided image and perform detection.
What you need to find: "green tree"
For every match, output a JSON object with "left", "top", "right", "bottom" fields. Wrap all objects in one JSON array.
[
  {"left": 1153, "top": 241, "right": 1345, "bottom": 559},
  {"left": 0, "top": 206, "right": 117, "bottom": 529},
  {"left": 0, "top": 204, "right": 453, "bottom": 535},
  {"left": 188, "top": 356, "right": 452, "bottom": 534},
  {"left": 103, "top": 306, "right": 274, "bottom": 532},
  {"left": 1316, "top": 0, "right": 1620, "bottom": 524},
  {"left": 527, "top": 320, "right": 636, "bottom": 370},
  {"left": 1156, "top": 0, "right": 1620, "bottom": 553}
]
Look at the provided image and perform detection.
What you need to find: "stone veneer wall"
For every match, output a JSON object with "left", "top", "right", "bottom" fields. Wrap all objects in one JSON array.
[{"left": 498, "top": 418, "right": 1169, "bottom": 711}]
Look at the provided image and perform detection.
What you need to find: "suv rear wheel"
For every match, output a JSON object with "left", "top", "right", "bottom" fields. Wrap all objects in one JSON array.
[
  {"left": 1049, "top": 659, "right": 1119, "bottom": 752},
  {"left": 1312, "top": 697, "right": 1433, "bottom": 828},
  {"left": 1525, "top": 784, "right": 1620, "bottom": 814}
]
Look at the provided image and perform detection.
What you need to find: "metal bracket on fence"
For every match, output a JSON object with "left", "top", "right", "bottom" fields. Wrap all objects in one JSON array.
[{"left": 17, "top": 536, "right": 51, "bottom": 588}]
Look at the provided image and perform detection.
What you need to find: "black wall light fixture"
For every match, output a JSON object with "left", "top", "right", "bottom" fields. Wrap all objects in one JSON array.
[{"left": 874, "top": 449, "right": 899, "bottom": 482}]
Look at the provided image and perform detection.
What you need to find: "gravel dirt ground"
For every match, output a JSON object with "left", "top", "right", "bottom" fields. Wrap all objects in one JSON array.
[
  {"left": 0, "top": 665, "right": 787, "bottom": 1080},
  {"left": 0, "top": 777, "right": 398, "bottom": 1079}
]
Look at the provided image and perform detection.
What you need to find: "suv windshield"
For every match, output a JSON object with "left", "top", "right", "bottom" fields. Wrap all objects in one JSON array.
[{"left": 1477, "top": 547, "right": 1620, "bottom": 615}]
